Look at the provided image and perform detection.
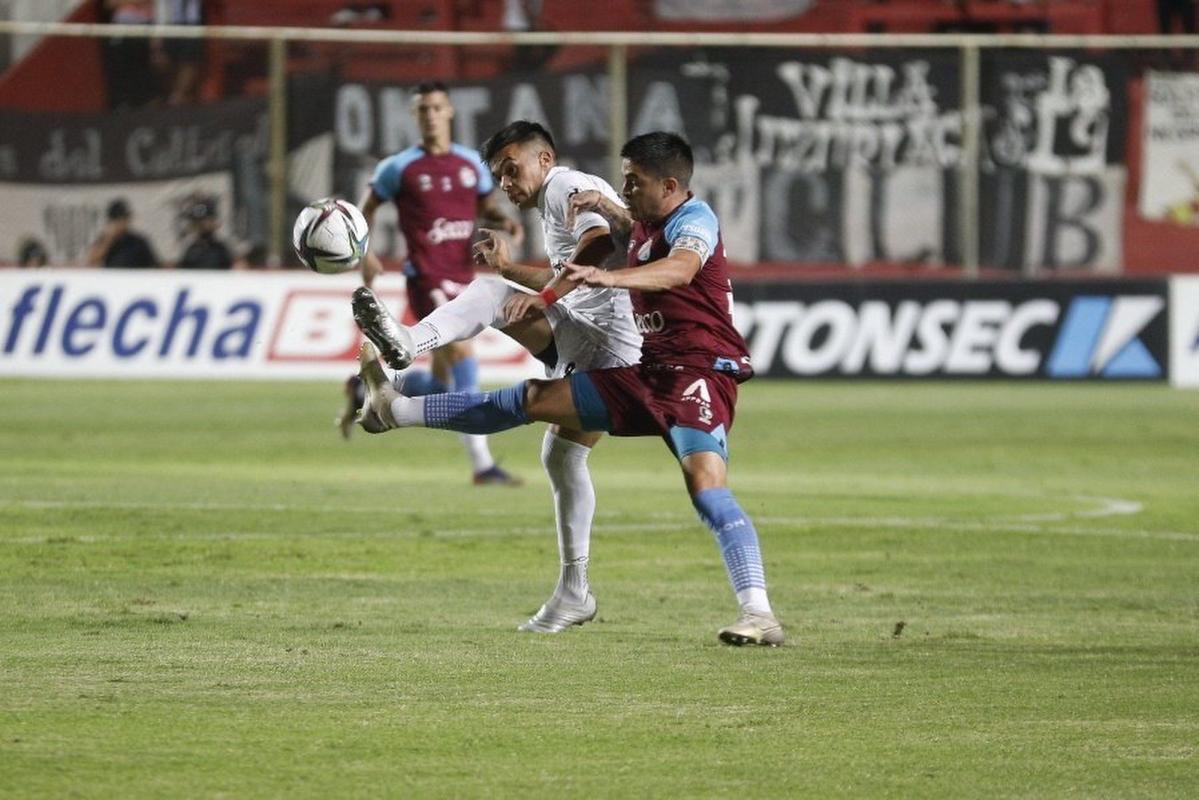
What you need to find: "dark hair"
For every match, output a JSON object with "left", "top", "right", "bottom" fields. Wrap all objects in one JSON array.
[
  {"left": 106, "top": 198, "right": 131, "bottom": 220},
  {"left": 18, "top": 237, "right": 48, "bottom": 266},
  {"left": 620, "top": 131, "right": 694, "bottom": 188},
  {"left": 479, "top": 120, "right": 557, "bottom": 165},
  {"left": 413, "top": 81, "right": 449, "bottom": 96}
]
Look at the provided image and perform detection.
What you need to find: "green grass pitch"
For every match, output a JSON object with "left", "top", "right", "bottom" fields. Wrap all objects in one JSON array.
[{"left": 1, "top": 378, "right": 1197, "bottom": 798}]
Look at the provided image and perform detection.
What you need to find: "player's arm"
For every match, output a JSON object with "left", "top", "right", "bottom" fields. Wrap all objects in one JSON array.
[
  {"left": 473, "top": 228, "right": 554, "bottom": 289},
  {"left": 498, "top": 225, "right": 616, "bottom": 323},
  {"left": 567, "top": 190, "right": 633, "bottom": 254},
  {"left": 564, "top": 247, "right": 702, "bottom": 293},
  {"left": 358, "top": 188, "right": 386, "bottom": 288}
]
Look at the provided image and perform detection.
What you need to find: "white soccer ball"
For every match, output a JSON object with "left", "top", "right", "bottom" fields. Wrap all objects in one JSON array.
[{"left": 292, "top": 198, "right": 370, "bottom": 274}]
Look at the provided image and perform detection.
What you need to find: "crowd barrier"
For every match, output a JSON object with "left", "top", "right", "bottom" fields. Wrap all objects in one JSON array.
[{"left": 2, "top": 270, "right": 1195, "bottom": 387}]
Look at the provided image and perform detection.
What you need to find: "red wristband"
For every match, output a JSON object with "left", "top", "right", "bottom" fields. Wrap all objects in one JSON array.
[{"left": 539, "top": 287, "right": 560, "bottom": 305}]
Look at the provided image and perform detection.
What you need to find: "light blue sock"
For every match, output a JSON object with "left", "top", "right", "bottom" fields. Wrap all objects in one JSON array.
[
  {"left": 422, "top": 382, "right": 529, "bottom": 435},
  {"left": 450, "top": 356, "right": 479, "bottom": 392},
  {"left": 693, "top": 488, "right": 771, "bottom": 613},
  {"left": 397, "top": 369, "right": 447, "bottom": 397}
]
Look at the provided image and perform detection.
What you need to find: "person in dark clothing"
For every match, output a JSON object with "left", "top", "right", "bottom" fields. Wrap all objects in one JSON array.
[
  {"left": 1159, "top": 0, "right": 1197, "bottom": 33},
  {"left": 177, "top": 195, "right": 234, "bottom": 269},
  {"left": 88, "top": 198, "right": 160, "bottom": 268}
]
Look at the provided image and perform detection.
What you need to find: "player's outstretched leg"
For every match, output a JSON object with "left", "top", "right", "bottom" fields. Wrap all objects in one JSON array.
[
  {"left": 352, "top": 286, "right": 416, "bottom": 370},
  {"left": 356, "top": 342, "right": 537, "bottom": 435}
]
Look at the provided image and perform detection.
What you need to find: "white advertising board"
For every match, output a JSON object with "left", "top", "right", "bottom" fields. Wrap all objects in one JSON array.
[
  {"left": 0, "top": 269, "right": 541, "bottom": 382},
  {"left": 1170, "top": 275, "right": 1199, "bottom": 388}
]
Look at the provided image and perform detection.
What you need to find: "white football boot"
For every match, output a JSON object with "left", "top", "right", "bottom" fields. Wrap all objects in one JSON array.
[
  {"left": 718, "top": 612, "right": 785, "bottom": 647},
  {"left": 351, "top": 286, "right": 416, "bottom": 370},
  {"left": 356, "top": 342, "right": 399, "bottom": 431},
  {"left": 518, "top": 591, "right": 597, "bottom": 633}
]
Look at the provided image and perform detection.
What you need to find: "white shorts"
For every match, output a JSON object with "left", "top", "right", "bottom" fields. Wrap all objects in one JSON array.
[
  {"left": 544, "top": 300, "right": 641, "bottom": 378},
  {"left": 497, "top": 278, "right": 642, "bottom": 378}
]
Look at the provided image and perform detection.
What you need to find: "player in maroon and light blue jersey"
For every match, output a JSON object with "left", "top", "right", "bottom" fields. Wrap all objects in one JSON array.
[
  {"left": 344, "top": 81, "right": 522, "bottom": 486},
  {"left": 354, "top": 132, "right": 784, "bottom": 647}
]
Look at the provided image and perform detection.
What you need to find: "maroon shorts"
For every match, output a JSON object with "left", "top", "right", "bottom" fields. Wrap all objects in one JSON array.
[
  {"left": 580, "top": 364, "right": 740, "bottom": 458},
  {"left": 405, "top": 274, "right": 473, "bottom": 320}
]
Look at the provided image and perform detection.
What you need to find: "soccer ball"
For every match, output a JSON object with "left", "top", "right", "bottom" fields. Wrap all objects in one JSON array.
[{"left": 292, "top": 198, "right": 370, "bottom": 274}]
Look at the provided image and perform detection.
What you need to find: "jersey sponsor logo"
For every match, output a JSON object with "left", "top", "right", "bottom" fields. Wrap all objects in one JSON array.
[
  {"left": 740, "top": 294, "right": 1165, "bottom": 379},
  {"left": 459, "top": 165, "right": 477, "bottom": 189},
  {"left": 426, "top": 217, "right": 474, "bottom": 244},
  {"left": 634, "top": 309, "right": 666, "bottom": 334}
]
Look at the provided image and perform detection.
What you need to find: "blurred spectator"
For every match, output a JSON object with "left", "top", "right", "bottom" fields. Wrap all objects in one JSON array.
[
  {"left": 1158, "top": 0, "right": 1197, "bottom": 34},
  {"left": 153, "top": 0, "right": 207, "bottom": 106},
  {"left": 17, "top": 238, "right": 49, "bottom": 268},
  {"left": 330, "top": 2, "right": 389, "bottom": 26},
  {"left": 503, "top": 0, "right": 555, "bottom": 71},
  {"left": 177, "top": 195, "right": 234, "bottom": 269},
  {"left": 99, "top": 0, "right": 158, "bottom": 109},
  {"left": 87, "top": 199, "right": 161, "bottom": 268},
  {"left": 503, "top": 0, "right": 542, "bottom": 30},
  {"left": 233, "top": 240, "right": 269, "bottom": 270},
  {"left": 654, "top": 0, "right": 812, "bottom": 22}
]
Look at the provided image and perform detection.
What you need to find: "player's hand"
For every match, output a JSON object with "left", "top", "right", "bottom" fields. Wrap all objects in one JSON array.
[
  {"left": 472, "top": 227, "right": 511, "bottom": 271},
  {"left": 562, "top": 261, "right": 615, "bottom": 288},
  {"left": 566, "top": 190, "right": 605, "bottom": 231},
  {"left": 503, "top": 292, "right": 547, "bottom": 323}
]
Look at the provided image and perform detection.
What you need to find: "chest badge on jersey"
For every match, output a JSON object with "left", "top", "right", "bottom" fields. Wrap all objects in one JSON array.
[
  {"left": 459, "top": 166, "right": 477, "bottom": 189},
  {"left": 637, "top": 239, "right": 653, "bottom": 263}
]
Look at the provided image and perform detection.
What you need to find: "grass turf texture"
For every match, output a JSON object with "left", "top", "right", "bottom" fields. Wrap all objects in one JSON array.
[{"left": 1, "top": 378, "right": 1197, "bottom": 798}]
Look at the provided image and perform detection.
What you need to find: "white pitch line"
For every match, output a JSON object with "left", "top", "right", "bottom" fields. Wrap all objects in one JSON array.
[{"left": 2, "top": 496, "right": 1196, "bottom": 543}]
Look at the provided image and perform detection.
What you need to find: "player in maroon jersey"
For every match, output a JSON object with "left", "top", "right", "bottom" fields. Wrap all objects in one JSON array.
[
  {"left": 341, "top": 81, "right": 523, "bottom": 486},
  {"left": 354, "top": 132, "right": 783, "bottom": 646}
]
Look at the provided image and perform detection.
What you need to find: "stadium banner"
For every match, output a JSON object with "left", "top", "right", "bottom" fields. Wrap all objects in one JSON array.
[
  {"left": 1169, "top": 276, "right": 1199, "bottom": 388},
  {"left": 1139, "top": 71, "right": 1199, "bottom": 225},
  {"left": 733, "top": 278, "right": 1168, "bottom": 380},
  {"left": 319, "top": 48, "right": 1126, "bottom": 274},
  {"left": 978, "top": 51, "right": 1128, "bottom": 274},
  {"left": 0, "top": 269, "right": 541, "bottom": 381},
  {"left": 0, "top": 93, "right": 332, "bottom": 268}
]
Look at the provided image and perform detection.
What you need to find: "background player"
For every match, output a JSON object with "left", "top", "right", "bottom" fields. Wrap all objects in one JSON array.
[
  {"left": 345, "top": 81, "right": 523, "bottom": 486},
  {"left": 353, "top": 131, "right": 783, "bottom": 646},
  {"left": 353, "top": 121, "right": 642, "bottom": 633}
]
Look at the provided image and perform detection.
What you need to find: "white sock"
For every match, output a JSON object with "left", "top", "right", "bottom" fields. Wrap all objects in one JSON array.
[
  {"left": 410, "top": 277, "right": 514, "bottom": 355},
  {"left": 541, "top": 430, "right": 595, "bottom": 601},
  {"left": 390, "top": 395, "right": 426, "bottom": 427},
  {"left": 736, "top": 588, "right": 773, "bottom": 616},
  {"left": 461, "top": 434, "right": 495, "bottom": 473}
]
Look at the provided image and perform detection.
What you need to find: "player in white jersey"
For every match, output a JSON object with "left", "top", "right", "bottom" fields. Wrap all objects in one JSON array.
[{"left": 352, "top": 121, "right": 641, "bottom": 634}]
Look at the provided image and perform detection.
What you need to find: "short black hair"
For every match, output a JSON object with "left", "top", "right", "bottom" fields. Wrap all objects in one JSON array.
[
  {"left": 413, "top": 81, "right": 449, "bottom": 96},
  {"left": 620, "top": 131, "right": 694, "bottom": 188},
  {"left": 480, "top": 120, "right": 557, "bottom": 166},
  {"left": 106, "top": 198, "right": 131, "bottom": 220}
]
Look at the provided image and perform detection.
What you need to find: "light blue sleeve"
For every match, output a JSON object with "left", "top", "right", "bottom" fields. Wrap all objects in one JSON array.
[
  {"left": 452, "top": 144, "right": 494, "bottom": 195},
  {"left": 369, "top": 148, "right": 420, "bottom": 202},
  {"left": 664, "top": 200, "right": 719, "bottom": 256}
]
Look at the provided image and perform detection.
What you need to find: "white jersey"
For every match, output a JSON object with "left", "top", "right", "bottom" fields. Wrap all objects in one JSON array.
[{"left": 534, "top": 166, "right": 642, "bottom": 376}]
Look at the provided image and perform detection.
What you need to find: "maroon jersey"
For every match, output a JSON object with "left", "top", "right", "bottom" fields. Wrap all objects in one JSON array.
[
  {"left": 626, "top": 196, "right": 753, "bottom": 380},
  {"left": 369, "top": 144, "right": 492, "bottom": 283}
]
